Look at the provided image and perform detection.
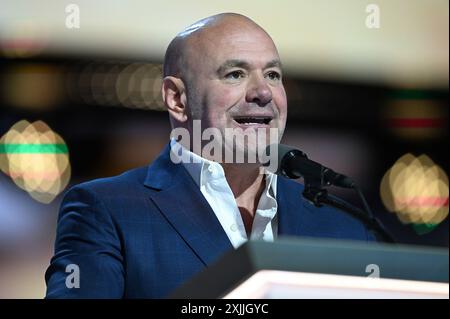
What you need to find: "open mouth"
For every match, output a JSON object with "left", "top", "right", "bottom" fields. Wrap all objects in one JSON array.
[{"left": 233, "top": 116, "right": 272, "bottom": 125}]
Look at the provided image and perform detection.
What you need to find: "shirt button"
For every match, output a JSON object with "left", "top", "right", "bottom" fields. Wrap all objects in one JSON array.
[
  {"left": 208, "top": 165, "right": 214, "bottom": 173},
  {"left": 230, "top": 224, "right": 238, "bottom": 232}
]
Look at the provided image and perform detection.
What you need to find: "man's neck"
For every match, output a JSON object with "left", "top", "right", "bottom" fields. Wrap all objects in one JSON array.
[{"left": 221, "top": 163, "right": 266, "bottom": 235}]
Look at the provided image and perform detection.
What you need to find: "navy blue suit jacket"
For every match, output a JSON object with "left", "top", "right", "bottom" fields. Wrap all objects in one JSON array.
[{"left": 45, "top": 144, "right": 375, "bottom": 298}]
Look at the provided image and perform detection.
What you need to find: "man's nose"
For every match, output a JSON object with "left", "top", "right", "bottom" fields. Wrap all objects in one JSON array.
[{"left": 245, "top": 74, "right": 273, "bottom": 107}]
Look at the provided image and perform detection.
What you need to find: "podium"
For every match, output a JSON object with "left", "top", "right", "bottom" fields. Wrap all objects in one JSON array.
[{"left": 171, "top": 238, "right": 449, "bottom": 299}]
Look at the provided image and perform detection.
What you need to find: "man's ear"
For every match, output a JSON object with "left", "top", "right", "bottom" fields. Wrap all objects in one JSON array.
[{"left": 161, "top": 76, "right": 188, "bottom": 123}]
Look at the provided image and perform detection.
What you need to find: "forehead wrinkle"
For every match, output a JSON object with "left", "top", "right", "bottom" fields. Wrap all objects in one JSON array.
[
  {"left": 217, "top": 60, "right": 251, "bottom": 74},
  {"left": 265, "top": 59, "right": 283, "bottom": 70},
  {"left": 216, "top": 58, "right": 283, "bottom": 76}
]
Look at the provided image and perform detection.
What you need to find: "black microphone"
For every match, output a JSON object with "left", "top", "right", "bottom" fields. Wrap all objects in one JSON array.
[
  {"left": 264, "top": 144, "right": 395, "bottom": 243},
  {"left": 264, "top": 144, "right": 355, "bottom": 189}
]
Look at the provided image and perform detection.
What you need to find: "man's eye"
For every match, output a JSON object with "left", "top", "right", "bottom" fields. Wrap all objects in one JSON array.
[
  {"left": 266, "top": 71, "right": 281, "bottom": 81},
  {"left": 225, "top": 70, "right": 245, "bottom": 80}
]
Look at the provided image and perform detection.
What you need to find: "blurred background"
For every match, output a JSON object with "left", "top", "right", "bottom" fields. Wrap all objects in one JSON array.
[{"left": 0, "top": 0, "right": 448, "bottom": 298}]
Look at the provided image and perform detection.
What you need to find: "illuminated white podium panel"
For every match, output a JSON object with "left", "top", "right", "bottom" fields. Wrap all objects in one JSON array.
[
  {"left": 223, "top": 270, "right": 448, "bottom": 299},
  {"left": 171, "top": 238, "right": 449, "bottom": 299}
]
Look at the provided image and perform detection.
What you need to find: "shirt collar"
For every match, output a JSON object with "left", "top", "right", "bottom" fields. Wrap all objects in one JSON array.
[{"left": 169, "top": 138, "right": 277, "bottom": 195}]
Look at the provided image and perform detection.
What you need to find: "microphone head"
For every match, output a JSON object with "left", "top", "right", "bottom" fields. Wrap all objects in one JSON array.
[
  {"left": 264, "top": 144, "right": 356, "bottom": 188},
  {"left": 264, "top": 144, "right": 306, "bottom": 178}
]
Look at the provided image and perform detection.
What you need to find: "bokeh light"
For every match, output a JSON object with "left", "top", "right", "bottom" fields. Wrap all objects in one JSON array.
[
  {"left": 380, "top": 154, "right": 449, "bottom": 233},
  {"left": 0, "top": 120, "right": 71, "bottom": 204},
  {"left": 383, "top": 90, "right": 447, "bottom": 140},
  {"left": 65, "top": 61, "right": 164, "bottom": 110},
  {"left": 2, "top": 64, "right": 64, "bottom": 110},
  {"left": 0, "top": 21, "right": 47, "bottom": 58}
]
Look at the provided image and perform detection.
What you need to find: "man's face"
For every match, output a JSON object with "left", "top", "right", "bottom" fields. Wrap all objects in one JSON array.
[{"left": 184, "top": 23, "right": 288, "bottom": 163}]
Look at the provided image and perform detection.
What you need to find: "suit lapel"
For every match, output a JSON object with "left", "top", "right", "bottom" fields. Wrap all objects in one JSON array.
[
  {"left": 144, "top": 144, "right": 233, "bottom": 266},
  {"left": 277, "top": 177, "right": 305, "bottom": 237}
]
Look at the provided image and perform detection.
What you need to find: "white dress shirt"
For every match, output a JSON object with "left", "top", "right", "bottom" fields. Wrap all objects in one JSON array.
[{"left": 170, "top": 139, "right": 278, "bottom": 248}]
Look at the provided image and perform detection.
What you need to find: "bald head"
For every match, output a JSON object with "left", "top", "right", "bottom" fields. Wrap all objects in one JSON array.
[{"left": 163, "top": 13, "right": 273, "bottom": 78}]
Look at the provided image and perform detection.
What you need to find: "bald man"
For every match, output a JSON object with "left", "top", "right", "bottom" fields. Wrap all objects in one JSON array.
[{"left": 45, "top": 13, "right": 375, "bottom": 299}]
